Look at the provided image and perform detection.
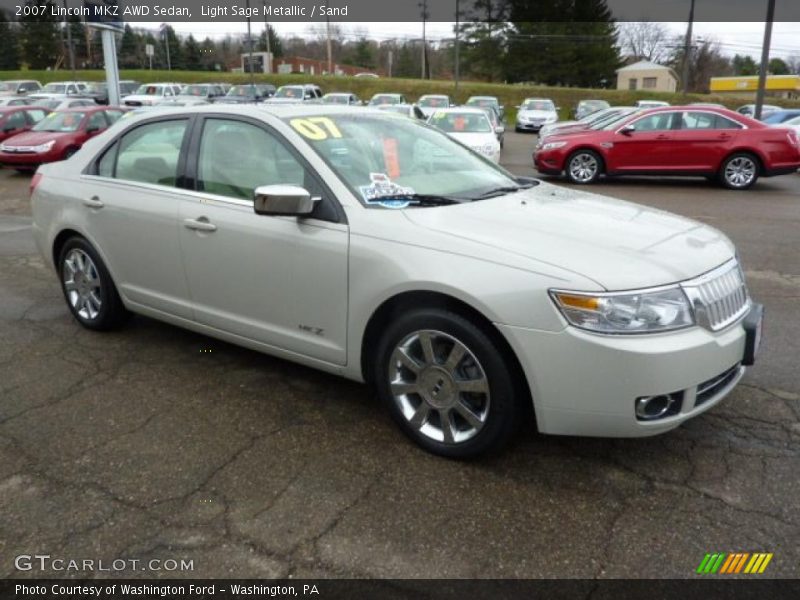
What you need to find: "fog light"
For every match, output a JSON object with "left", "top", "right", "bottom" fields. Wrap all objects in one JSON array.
[{"left": 635, "top": 393, "right": 682, "bottom": 421}]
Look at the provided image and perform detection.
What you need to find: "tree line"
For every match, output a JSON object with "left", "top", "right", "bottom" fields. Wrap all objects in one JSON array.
[{"left": 2, "top": 0, "right": 798, "bottom": 93}]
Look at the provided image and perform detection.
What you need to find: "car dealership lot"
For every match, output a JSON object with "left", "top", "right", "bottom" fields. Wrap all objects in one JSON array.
[{"left": 1, "top": 132, "right": 799, "bottom": 579}]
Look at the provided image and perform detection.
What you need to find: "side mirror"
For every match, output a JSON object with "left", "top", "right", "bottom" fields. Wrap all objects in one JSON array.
[
  {"left": 254, "top": 185, "right": 318, "bottom": 216},
  {"left": 619, "top": 124, "right": 635, "bottom": 135},
  {"left": 86, "top": 126, "right": 100, "bottom": 134},
  {"left": 495, "top": 126, "right": 505, "bottom": 135}
]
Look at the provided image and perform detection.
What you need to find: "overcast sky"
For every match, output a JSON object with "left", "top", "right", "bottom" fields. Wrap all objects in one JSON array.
[{"left": 135, "top": 21, "right": 800, "bottom": 61}]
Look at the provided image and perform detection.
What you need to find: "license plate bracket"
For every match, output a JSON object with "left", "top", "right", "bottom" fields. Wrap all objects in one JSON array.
[{"left": 742, "top": 303, "right": 764, "bottom": 366}]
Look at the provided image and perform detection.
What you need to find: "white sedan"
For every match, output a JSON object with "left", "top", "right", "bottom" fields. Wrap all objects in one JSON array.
[
  {"left": 427, "top": 107, "right": 501, "bottom": 163},
  {"left": 31, "top": 105, "right": 763, "bottom": 457}
]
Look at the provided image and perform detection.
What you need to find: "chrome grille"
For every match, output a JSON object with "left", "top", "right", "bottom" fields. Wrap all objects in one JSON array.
[{"left": 682, "top": 260, "right": 750, "bottom": 331}]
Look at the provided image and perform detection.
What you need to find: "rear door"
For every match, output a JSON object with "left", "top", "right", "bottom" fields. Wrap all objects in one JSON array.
[
  {"left": 605, "top": 111, "right": 681, "bottom": 172},
  {"left": 668, "top": 111, "right": 743, "bottom": 172},
  {"left": 79, "top": 116, "right": 194, "bottom": 318},
  {"left": 0, "top": 110, "right": 28, "bottom": 142}
]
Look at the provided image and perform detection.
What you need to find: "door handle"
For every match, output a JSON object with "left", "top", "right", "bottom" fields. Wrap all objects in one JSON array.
[
  {"left": 83, "top": 196, "right": 104, "bottom": 209},
  {"left": 718, "top": 134, "right": 732, "bottom": 140},
  {"left": 655, "top": 134, "right": 670, "bottom": 140},
  {"left": 183, "top": 218, "right": 217, "bottom": 232}
]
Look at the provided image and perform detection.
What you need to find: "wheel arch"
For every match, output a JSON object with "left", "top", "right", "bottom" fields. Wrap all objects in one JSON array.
[
  {"left": 359, "top": 290, "right": 535, "bottom": 422},
  {"left": 565, "top": 145, "right": 607, "bottom": 173},
  {"left": 719, "top": 147, "right": 765, "bottom": 174}
]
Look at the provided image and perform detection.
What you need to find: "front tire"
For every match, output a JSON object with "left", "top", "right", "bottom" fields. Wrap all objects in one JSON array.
[
  {"left": 58, "top": 237, "right": 128, "bottom": 331},
  {"left": 719, "top": 152, "right": 759, "bottom": 190},
  {"left": 565, "top": 149, "right": 602, "bottom": 184},
  {"left": 373, "top": 308, "right": 522, "bottom": 458}
]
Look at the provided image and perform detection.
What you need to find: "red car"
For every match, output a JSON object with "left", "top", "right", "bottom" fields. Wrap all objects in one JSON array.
[
  {"left": 0, "top": 106, "right": 50, "bottom": 144},
  {"left": 0, "top": 106, "right": 126, "bottom": 172},
  {"left": 534, "top": 106, "right": 800, "bottom": 190}
]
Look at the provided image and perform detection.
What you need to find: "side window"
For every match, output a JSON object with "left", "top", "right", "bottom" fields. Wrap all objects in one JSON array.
[
  {"left": 97, "top": 141, "right": 118, "bottom": 177},
  {"left": 25, "top": 109, "right": 47, "bottom": 124},
  {"left": 682, "top": 112, "right": 716, "bottom": 130},
  {"left": 630, "top": 112, "right": 675, "bottom": 131},
  {"left": 197, "top": 118, "right": 311, "bottom": 200},
  {"left": 105, "top": 110, "right": 124, "bottom": 124},
  {"left": 5, "top": 112, "right": 26, "bottom": 130},
  {"left": 714, "top": 115, "right": 743, "bottom": 130},
  {"left": 86, "top": 112, "right": 107, "bottom": 131},
  {"left": 114, "top": 119, "right": 188, "bottom": 186}
]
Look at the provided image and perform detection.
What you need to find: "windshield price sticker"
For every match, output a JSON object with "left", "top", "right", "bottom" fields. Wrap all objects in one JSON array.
[
  {"left": 290, "top": 117, "right": 343, "bottom": 140},
  {"left": 360, "top": 173, "right": 415, "bottom": 208}
]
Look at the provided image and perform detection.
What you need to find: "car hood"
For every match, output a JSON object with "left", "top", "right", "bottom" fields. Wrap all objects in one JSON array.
[
  {"left": 1, "top": 130, "right": 71, "bottom": 146},
  {"left": 123, "top": 95, "right": 160, "bottom": 102},
  {"left": 264, "top": 98, "right": 306, "bottom": 104},
  {"left": 518, "top": 109, "right": 556, "bottom": 119},
  {"left": 403, "top": 182, "right": 734, "bottom": 290}
]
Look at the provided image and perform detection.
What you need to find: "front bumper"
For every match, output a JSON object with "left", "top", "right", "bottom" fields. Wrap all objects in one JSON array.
[
  {"left": 498, "top": 307, "right": 758, "bottom": 437},
  {"left": 533, "top": 148, "right": 567, "bottom": 174},
  {"left": 516, "top": 121, "right": 548, "bottom": 132},
  {"left": 0, "top": 150, "right": 51, "bottom": 168}
]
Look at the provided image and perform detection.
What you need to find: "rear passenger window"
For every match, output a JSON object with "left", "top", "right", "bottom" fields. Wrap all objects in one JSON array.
[
  {"left": 25, "top": 109, "right": 47, "bottom": 123},
  {"left": 111, "top": 119, "right": 188, "bottom": 186}
]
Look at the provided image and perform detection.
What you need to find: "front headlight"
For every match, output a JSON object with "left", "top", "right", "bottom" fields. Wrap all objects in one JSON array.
[
  {"left": 550, "top": 287, "right": 694, "bottom": 334},
  {"left": 541, "top": 141, "right": 567, "bottom": 150},
  {"left": 33, "top": 140, "right": 56, "bottom": 153}
]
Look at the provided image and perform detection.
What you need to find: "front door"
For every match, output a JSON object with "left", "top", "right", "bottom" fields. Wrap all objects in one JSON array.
[
  {"left": 178, "top": 116, "right": 349, "bottom": 365},
  {"left": 606, "top": 111, "right": 680, "bottom": 172}
]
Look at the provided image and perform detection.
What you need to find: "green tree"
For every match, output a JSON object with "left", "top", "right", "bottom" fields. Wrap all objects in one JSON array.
[
  {"left": 504, "top": 0, "right": 620, "bottom": 87},
  {"left": 118, "top": 24, "right": 143, "bottom": 68},
  {"left": 768, "top": 58, "right": 790, "bottom": 75},
  {"left": 394, "top": 43, "right": 417, "bottom": 78},
  {"left": 184, "top": 34, "right": 202, "bottom": 71},
  {"left": 200, "top": 37, "right": 218, "bottom": 71},
  {"left": 0, "top": 10, "right": 21, "bottom": 70},
  {"left": 458, "top": 0, "right": 508, "bottom": 82},
  {"left": 350, "top": 37, "right": 376, "bottom": 69},
  {"left": 161, "top": 25, "right": 184, "bottom": 70},
  {"left": 18, "top": 0, "right": 60, "bottom": 69},
  {"left": 732, "top": 54, "right": 758, "bottom": 76},
  {"left": 257, "top": 24, "right": 283, "bottom": 58}
]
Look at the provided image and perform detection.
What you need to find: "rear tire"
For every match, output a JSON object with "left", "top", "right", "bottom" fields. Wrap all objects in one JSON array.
[
  {"left": 565, "top": 149, "right": 602, "bottom": 184},
  {"left": 57, "top": 237, "right": 128, "bottom": 331},
  {"left": 373, "top": 308, "right": 522, "bottom": 458},
  {"left": 719, "top": 152, "right": 759, "bottom": 190}
]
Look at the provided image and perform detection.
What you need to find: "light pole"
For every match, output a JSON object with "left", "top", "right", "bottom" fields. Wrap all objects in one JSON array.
[
  {"left": 454, "top": 0, "right": 460, "bottom": 91},
  {"left": 420, "top": 0, "right": 428, "bottom": 79},
  {"left": 754, "top": 0, "right": 776, "bottom": 120},
  {"left": 246, "top": 0, "right": 255, "bottom": 88},
  {"left": 161, "top": 24, "right": 171, "bottom": 71},
  {"left": 63, "top": 0, "right": 76, "bottom": 79},
  {"left": 681, "top": 0, "right": 695, "bottom": 94},
  {"left": 262, "top": 1, "right": 271, "bottom": 72}
]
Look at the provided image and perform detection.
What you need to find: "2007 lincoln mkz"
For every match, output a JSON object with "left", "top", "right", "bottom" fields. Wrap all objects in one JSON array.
[{"left": 30, "top": 105, "right": 764, "bottom": 457}]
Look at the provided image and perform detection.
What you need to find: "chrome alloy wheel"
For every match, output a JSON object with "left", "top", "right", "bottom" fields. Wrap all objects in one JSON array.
[
  {"left": 62, "top": 248, "right": 102, "bottom": 320},
  {"left": 389, "top": 330, "right": 490, "bottom": 445},
  {"left": 568, "top": 153, "right": 599, "bottom": 183},
  {"left": 724, "top": 156, "right": 756, "bottom": 188}
]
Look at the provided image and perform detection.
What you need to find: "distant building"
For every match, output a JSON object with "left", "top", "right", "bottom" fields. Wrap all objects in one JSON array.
[
  {"left": 709, "top": 75, "right": 800, "bottom": 100},
  {"left": 240, "top": 52, "right": 377, "bottom": 77},
  {"left": 616, "top": 60, "right": 678, "bottom": 93}
]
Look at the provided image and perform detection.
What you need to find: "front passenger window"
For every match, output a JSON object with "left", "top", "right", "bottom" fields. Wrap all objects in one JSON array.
[{"left": 197, "top": 119, "right": 310, "bottom": 200}]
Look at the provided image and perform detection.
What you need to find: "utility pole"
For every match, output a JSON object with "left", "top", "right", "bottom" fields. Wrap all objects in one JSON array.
[
  {"left": 681, "top": 0, "right": 695, "bottom": 94},
  {"left": 162, "top": 24, "right": 171, "bottom": 71},
  {"left": 262, "top": 1, "right": 271, "bottom": 72},
  {"left": 454, "top": 0, "right": 460, "bottom": 91},
  {"left": 326, "top": 13, "right": 333, "bottom": 74},
  {"left": 754, "top": 0, "right": 776, "bottom": 120},
  {"left": 63, "top": 0, "right": 76, "bottom": 79},
  {"left": 420, "top": 0, "right": 428, "bottom": 79},
  {"left": 246, "top": 0, "right": 255, "bottom": 88}
]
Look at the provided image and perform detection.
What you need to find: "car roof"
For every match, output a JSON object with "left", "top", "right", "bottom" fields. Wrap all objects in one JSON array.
[
  {"left": 523, "top": 97, "right": 555, "bottom": 102},
  {"left": 58, "top": 106, "right": 111, "bottom": 113},
  {"left": 426, "top": 107, "right": 487, "bottom": 115},
  {"left": 0, "top": 105, "right": 34, "bottom": 112},
  {"left": 119, "top": 104, "right": 398, "bottom": 121}
]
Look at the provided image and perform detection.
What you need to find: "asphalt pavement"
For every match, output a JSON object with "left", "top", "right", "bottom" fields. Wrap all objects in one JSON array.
[{"left": 1, "top": 133, "right": 798, "bottom": 579}]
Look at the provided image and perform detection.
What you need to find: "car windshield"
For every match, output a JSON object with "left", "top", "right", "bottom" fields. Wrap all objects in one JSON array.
[
  {"left": 33, "top": 99, "right": 60, "bottom": 109},
  {"left": 521, "top": 100, "right": 554, "bottom": 111},
  {"left": 762, "top": 111, "right": 799, "bottom": 124},
  {"left": 430, "top": 111, "right": 493, "bottom": 133},
  {"left": 33, "top": 111, "right": 85, "bottom": 132},
  {"left": 274, "top": 86, "right": 304, "bottom": 98},
  {"left": 134, "top": 85, "right": 163, "bottom": 96},
  {"left": 580, "top": 101, "right": 610, "bottom": 111},
  {"left": 419, "top": 96, "right": 448, "bottom": 107},
  {"left": 323, "top": 94, "right": 350, "bottom": 104},
  {"left": 467, "top": 98, "right": 498, "bottom": 108},
  {"left": 227, "top": 85, "right": 257, "bottom": 97},
  {"left": 84, "top": 83, "right": 106, "bottom": 92},
  {"left": 785, "top": 116, "right": 800, "bottom": 125},
  {"left": 0, "top": 83, "right": 17, "bottom": 92},
  {"left": 43, "top": 84, "right": 68, "bottom": 94},
  {"left": 285, "top": 114, "right": 518, "bottom": 205},
  {"left": 181, "top": 85, "right": 210, "bottom": 96},
  {"left": 370, "top": 95, "right": 400, "bottom": 105},
  {"left": 591, "top": 109, "right": 638, "bottom": 130}
]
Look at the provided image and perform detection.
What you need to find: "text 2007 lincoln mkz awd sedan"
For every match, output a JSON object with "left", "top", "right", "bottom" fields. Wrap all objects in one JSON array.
[{"left": 31, "top": 105, "right": 763, "bottom": 458}]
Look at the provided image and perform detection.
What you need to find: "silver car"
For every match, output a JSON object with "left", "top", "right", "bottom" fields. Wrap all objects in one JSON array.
[{"left": 31, "top": 105, "right": 762, "bottom": 457}]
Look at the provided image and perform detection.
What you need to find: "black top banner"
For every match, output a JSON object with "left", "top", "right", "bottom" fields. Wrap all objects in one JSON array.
[{"left": 1, "top": 0, "right": 799, "bottom": 22}]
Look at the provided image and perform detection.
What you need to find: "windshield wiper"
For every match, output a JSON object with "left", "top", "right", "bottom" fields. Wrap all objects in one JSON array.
[
  {"left": 471, "top": 185, "right": 530, "bottom": 200},
  {"left": 370, "top": 193, "right": 466, "bottom": 207}
]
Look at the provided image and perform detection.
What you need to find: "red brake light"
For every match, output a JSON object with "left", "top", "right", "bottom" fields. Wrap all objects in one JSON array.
[{"left": 30, "top": 172, "right": 43, "bottom": 197}]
